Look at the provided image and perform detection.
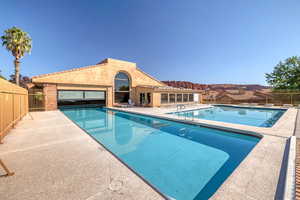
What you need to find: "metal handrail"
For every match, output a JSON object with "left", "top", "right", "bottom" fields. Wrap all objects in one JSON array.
[{"left": 176, "top": 104, "right": 186, "bottom": 111}]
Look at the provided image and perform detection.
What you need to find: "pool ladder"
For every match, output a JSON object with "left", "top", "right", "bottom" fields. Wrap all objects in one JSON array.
[
  {"left": 176, "top": 104, "right": 186, "bottom": 111},
  {"left": 176, "top": 105, "right": 195, "bottom": 121},
  {"left": 182, "top": 112, "right": 195, "bottom": 121}
]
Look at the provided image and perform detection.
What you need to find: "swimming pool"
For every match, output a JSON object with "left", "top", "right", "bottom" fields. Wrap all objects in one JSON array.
[
  {"left": 170, "top": 105, "right": 286, "bottom": 127},
  {"left": 61, "top": 107, "right": 259, "bottom": 200}
]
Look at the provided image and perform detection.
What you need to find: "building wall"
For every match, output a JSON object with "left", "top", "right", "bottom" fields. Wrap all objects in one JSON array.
[
  {"left": 106, "top": 87, "right": 113, "bottom": 107},
  {"left": 32, "top": 59, "right": 202, "bottom": 110},
  {"left": 134, "top": 88, "right": 202, "bottom": 107},
  {"left": 57, "top": 84, "right": 109, "bottom": 91},
  {"left": 156, "top": 91, "right": 202, "bottom": 106},
  {"left": 32, "top": 59, "right": 166, "bottom": 110},
  {"left": 32, "top": 59, "right": 164, "bottom": 88},
  {"left": 56, "top": 84, "right": 113, "bottom": 107},
  {"left": 43, "top": 84, "right": 57, "bottom": 111},
  {"left": 132, "top": 87, "right": 155, "bottom": 106},
  {"left": 152, "top": 92, "right": 161, "bottom": 107},
  {"left": 40, "top": 83, "right": 113, "bottom": 110}
]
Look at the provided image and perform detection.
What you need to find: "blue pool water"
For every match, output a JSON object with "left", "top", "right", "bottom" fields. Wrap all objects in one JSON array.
[
  {"left": 171, "top": 105, "right": 286, "bottom": 127},
  {"left": 61, "top": 107, "right": 259, "bottom": 200}
]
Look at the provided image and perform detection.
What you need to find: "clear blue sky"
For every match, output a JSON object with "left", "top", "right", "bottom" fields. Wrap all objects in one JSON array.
[{"left": 0, "top": 0, "right": 299, "bottom": 85}]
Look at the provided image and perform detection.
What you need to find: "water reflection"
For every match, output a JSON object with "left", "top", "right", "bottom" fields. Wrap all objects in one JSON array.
[
  {"left": 61, "top": 107, "right": 259, "bottom": 200},
  {"left": 172, "top": 105, "right": 285, "bottom": 127}
]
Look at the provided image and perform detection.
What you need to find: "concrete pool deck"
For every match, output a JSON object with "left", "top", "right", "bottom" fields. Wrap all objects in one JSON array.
[
  {"left": 0, "top": 111, "right": 163, "bottom": 200},
  {"left": 0, "top": 104, "right": 297, "bottom": 200},
  {"left": 111, "top": 104, "right": 298, "bottom": 199},
  {"left": 113, "top": 104, "right": 297, "bottom": 138}
]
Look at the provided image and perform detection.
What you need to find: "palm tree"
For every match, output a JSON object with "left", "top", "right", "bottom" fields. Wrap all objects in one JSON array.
[{"left": 1, "top": 27, "right": 32, "bottom": 85}]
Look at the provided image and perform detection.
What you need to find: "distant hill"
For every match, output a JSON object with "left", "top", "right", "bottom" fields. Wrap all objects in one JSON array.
[{"left": 162, "top": 81, "right": 269, "bottom": 91}]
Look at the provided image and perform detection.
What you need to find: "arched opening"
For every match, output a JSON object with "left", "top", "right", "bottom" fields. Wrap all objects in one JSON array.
[{"left": 114, "top": 72, "right": 130, "bottom": 103}]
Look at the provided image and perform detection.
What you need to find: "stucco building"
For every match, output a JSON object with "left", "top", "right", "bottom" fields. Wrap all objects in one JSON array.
[{"left": 31, "top": 58, "right": 202, "bottom": 110}]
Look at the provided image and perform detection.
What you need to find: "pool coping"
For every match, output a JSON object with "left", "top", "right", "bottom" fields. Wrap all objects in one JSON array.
[
  {"left": 169, "top": 104, "right": 289, "bottom": 130},
  {"left": 0, "top": 110, "right": 167, "bottom": 200},
  {"left": 107, "top": 107, "right": 264, "bottom": 139},
  {"left": 62, "top": 106, "right": 262, "bottom": 199},
  {"left": 108, "top": 105, "right": 298, "bottom": 199},
  {"left": 108, "top": 106, "right": 297, "bottom": 139},
  {"left": 283, "top": 136, "right": 296, "bottom": 200},
  {"left": 169, "top": 104, "right": 287, "bottom": 115},
  {"left": 107, "top": 104, "right": 295, "bottom": 138},
  {"left": 59, "top": 110, "right": 169, "bottom": 200},
  {"left": 169, "top": 104, "right": 287, "bottom": 128}
]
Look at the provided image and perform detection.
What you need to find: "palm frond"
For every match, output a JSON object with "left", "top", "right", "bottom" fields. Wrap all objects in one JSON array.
[{"left": 1, "top": 26, "right": 32, "bottom": 59}]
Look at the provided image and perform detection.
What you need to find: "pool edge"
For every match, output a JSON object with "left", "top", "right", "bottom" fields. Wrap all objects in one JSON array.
[
  {"left": 107, "top": 107, "right": 263, "bottom": 139},
  {"left": 59, "top": 109, "right": 169, "bottom": 200}
]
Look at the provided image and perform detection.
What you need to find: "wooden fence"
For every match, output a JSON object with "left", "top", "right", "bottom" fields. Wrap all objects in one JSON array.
[
  {"left": 203, "top": 92, "right": 300, "bottom": 106},
  {"left": 0, "top": 78, "right": 28, "bottom": 142}
]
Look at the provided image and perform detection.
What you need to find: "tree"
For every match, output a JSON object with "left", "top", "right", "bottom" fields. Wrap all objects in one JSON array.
[
  {"left": 9, "top": 74, "right": 31, "bottom": 88},
  {"left": 265, "top": 56, "right": 300, "bottom": 91},
  {"left": 1, "top": 27, "right": 32, "bottom": 85}
]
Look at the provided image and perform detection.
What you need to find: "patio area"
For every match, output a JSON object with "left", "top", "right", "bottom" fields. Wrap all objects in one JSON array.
[
  {"left": 0, "top": 111, "right": 163, "bottom": 200},
  {"left": 109, "top": 105, "right": 298, "bottom": 199},
  {"left": 0, "top": 105, "right": 298, "bottom": 200}
]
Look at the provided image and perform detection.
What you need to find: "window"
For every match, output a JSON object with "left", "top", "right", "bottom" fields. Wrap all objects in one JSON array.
[
  {"left": 147, "top": 93, "right": 151, "bottom": 104},
  {"left": 85, "top": 91, "right": 105, "bottom": 100},
  {"left": 140, "top": 93, "right": 151, "bottom": 105},
  {"left": 169, "top": 94, "right": 175, "bottom": 103},
  {"left": 58, "top": 91, "right": 106, "bottom": 100},
  {"left": 57, "top": 90, "right": 106, "bottom": 107},
  {"left": 189, "top": 94, "right": 194, "bottom": 102},
  {"left": 183, "top": 94, "right": 188, "bottom": 102},
  {"left": 58, "top": 91, "right": 84, "bottom": 100},
  {"left": 115, "top": 72, "right": 130, "bottom": 92},
  {"left": 115, "top": 92, "right": 129, "bottom": 103},
  {"left": 161, "top": 93, "right": 168, "bottom": 104},
  {"left": 115, "top": 72, "right": 130, "bottom": 103},
  {"left": 140, "top": 93, "right": 145, "bottom": 105},
  {"left": 176, "top": 94, "right": 182, "bottom": 102}
]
